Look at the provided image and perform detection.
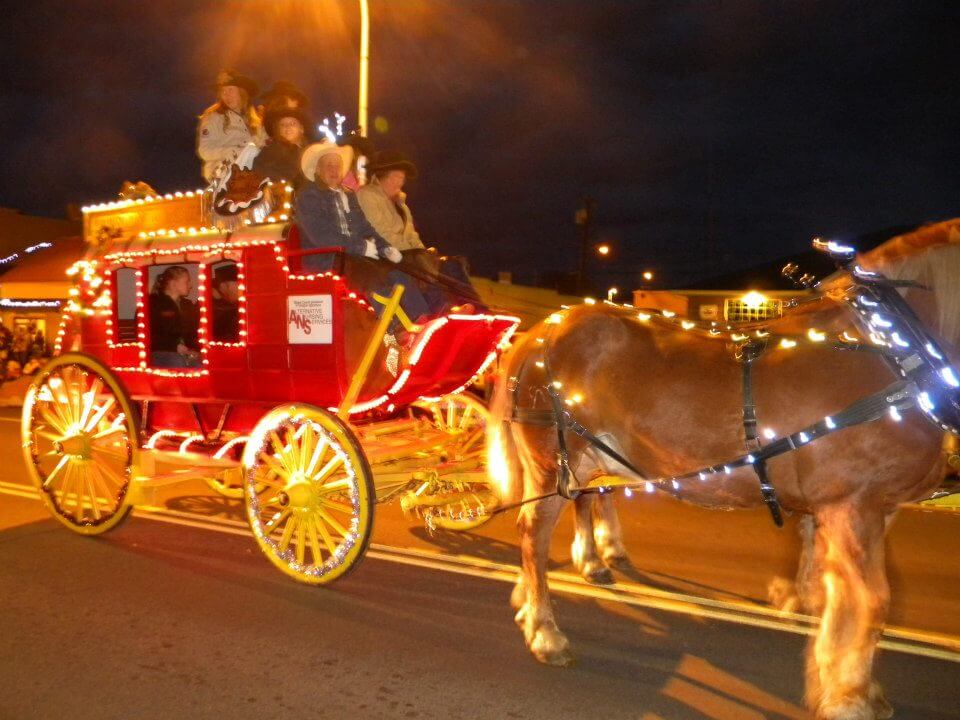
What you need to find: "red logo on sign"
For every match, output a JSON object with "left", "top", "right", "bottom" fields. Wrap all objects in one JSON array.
[{"left": 289, "top": 309, "right": 311, "bottom": 335}]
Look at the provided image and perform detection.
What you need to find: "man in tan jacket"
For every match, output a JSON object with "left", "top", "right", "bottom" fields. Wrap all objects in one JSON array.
[{"left": 356, "top": 151, "right": 425, "bottom": 251}]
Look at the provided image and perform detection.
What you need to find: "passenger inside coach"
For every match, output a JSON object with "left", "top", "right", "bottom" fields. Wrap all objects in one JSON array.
[
  {"left": 210, "top": 263, "right": 241, "bottom": 342},
  {"left": 149, "top": 265, "right": 202, "bottom": 368}
]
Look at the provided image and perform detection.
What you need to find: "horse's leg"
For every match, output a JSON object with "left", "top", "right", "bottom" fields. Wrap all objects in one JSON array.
[
  {"left": 572, "top": 494, "right": 614, "bottom": 584},
  {"left": 795, "top": 514, "right": 826, "bottom": 614},
  {"left": 593, "top": 492, "right": 630, "bottom": 568},
  {"left": 517, "top": 489, "right": 574, "bottom": 666},
  {"left": 805, "top": 503, "right": 890, "bottom": 720}
]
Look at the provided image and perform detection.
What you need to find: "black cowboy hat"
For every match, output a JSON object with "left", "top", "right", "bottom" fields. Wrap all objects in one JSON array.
[
  {"left": 261, "top": 80, "right": 309, "bottom": 109},
  {"left": 215, "top": 69, "right": 259, "bottom": 99},
  {"left": 263, "top": 105, "right": 311, "bottom": 140},
  {"left": 368, "top": 150, "right": 418, "bottom": 179}
]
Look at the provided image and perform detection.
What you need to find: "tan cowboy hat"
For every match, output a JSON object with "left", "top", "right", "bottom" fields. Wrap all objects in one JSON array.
[{"left": 301, "top": 141, "right": 355, "bottom": 183}]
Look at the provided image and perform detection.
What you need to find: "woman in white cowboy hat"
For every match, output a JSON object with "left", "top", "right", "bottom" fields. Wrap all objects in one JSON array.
[
  {"left": 197, "top": 69, "right": 266, "bottom": 182},
  {"left": 294, "top": 140, "right": 431, "bottom": 324}
]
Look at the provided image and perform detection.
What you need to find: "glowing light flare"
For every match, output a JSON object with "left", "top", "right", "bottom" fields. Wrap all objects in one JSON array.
[
  {"left": 779, "top": 339, "right": 797, "bottom": 349},
  {"left": 739, "top": 291, "right": 768, "bottom": 309},
  {"left": 807, "top": 329, "right": 826, "bottom": 342}
]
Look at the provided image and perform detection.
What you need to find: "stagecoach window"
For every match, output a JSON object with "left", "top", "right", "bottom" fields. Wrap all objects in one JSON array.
[
  {"left": 146, "top": 263, "right": 202, "bottom": 369},
  {"left": 208, "top": 260, "right": 240, "bottom": 342},
  {"left": 113, "top": 268, "right": 138, "bottom": 343}
]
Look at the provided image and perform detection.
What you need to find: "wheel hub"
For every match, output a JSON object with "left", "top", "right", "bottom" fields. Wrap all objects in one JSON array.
[
  {"left": 285, "top": 479, "right": 313, "bottom": 509},
  {"left": 60, "top": 432, "right": 93, "bottom": 460}
]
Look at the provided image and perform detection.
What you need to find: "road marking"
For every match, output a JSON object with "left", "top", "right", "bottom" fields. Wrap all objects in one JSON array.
[{"left": 1, "top": 478, "right": 958, "bottom": 663}]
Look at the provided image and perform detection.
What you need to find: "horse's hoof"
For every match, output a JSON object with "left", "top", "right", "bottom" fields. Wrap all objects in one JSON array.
[
  {"left": 602, "top": 552, "right": 631, "bottom": 570},
  {"left": 815, "top": 698, "right": 875, "bottom": 720},
  {"left": 584, "top": 565, "right": 615, "bottom": 585},
  {"left": 529, "top": 626, "right": 574, "bottom": 667},
  {"left": 530, "top": 639, "right": 575, "bottom": 667}
]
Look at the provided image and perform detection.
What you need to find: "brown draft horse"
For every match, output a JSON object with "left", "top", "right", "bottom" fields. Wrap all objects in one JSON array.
[{"left": 487, "top": 222, "right": 960, "bottom": 720}]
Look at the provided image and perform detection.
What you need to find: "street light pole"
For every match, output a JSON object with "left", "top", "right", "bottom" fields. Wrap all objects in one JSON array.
[{"left": 357, "top": 0, "right": 370, "bottom": 137}]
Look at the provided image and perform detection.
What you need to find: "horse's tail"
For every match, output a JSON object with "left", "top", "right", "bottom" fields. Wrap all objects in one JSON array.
[{"left": 487, "top": 354, "right": 523, "bottom": 505}]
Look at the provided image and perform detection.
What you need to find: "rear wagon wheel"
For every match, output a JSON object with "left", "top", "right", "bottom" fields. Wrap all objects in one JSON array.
[{"left": 21, "top": 353, "right": 140, "bottom": 535}]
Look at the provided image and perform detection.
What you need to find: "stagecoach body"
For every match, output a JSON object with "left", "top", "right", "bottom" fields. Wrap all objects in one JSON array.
[{"left": 23, "top": 184, "right": 519, "bottom": 583}]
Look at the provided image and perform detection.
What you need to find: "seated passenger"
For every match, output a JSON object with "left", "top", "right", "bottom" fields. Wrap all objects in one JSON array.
[
  {"left": 149, "top": 266, "right": 201, "bottom": 368},
  {"left": 358, "top": 150, "right": 479, "bottom": 312},
  {"left": 253, "top": 106, "right": 309, "bottom": 187},
  {"left": 210, "top": 264, "right": 240, "bottom": 341},
  {"left": 294, "top": 141, "right": 430, "bottom": 327},
  {"left": 197, "top": 70, "right": 266, "bottom": 183}
]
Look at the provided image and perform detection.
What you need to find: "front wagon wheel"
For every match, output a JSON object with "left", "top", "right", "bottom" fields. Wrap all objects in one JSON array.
[
  {"left": 243, "top": 404, "right": 375, "bottom": 585},
  {"left": 21, "top": 353, "right": 140, "bottom": 535}
]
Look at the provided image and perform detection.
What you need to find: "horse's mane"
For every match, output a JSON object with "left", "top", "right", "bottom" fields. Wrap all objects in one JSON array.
[{"left": 862, "top": 218, "right": 960, "bottom": 347}]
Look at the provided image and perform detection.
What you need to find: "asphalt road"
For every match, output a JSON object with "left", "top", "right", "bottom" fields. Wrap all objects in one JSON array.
[{"left": 1, "top": 408, "right": 958, "bottom": 719}]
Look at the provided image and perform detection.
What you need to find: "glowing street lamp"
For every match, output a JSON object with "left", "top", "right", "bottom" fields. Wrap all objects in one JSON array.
[
  {"left": 642, "top": 270, "right": 654, "bottom": 282},
  {"left": 357, "top": 0, "right": 370, "bottom": 136},
  {"left": 596, "top": 243, "right": 611, "bottom": 257},
  {"left": 607, "top": 287, "right": 619, "bottom": 302}
]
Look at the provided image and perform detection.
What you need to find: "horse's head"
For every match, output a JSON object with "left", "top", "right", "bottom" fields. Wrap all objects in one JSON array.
[{"left": 860, "top": 219, "right": 960, "bottom": 357}]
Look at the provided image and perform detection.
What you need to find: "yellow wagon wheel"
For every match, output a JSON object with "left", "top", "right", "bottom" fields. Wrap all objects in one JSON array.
[
  {"left": 21, "top": 352, "right": 140, "bottom": 535},
  {"left": 412, "top": 392, "right": 496, "bottom": 531},
  {"left": 243, "top": 404, "right": 374, "bottom": 585}
]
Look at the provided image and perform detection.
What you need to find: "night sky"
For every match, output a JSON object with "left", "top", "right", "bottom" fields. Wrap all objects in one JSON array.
[{"left": 1, "top": 1, "right": 958, "bottom": 290}]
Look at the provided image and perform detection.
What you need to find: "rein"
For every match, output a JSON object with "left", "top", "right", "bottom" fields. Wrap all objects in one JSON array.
[{"left": 495, "top": 240, "right": 960, "bottom": 526}]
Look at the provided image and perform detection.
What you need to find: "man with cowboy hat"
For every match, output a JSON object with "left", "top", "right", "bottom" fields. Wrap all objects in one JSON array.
[
  {"left": 357, "top": 150, "right": 424, "bottom": 252},
  {"left": 294, "top": 141, "right": 430, "bottom": 324}
]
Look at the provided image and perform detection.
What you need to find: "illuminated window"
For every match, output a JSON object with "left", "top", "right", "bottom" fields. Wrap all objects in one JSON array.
[
  {"left": 114, "top": 268, "right": 139, "bottom": 342},
  {"left": 724, "top": 297, "right": 782, "bottom": 322}
]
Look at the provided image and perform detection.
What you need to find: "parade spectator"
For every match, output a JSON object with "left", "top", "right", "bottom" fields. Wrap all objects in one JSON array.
[
  {"left": 31, "top": 330, "right": 46, "bottom": 358},
  {"left": 12, "top": 328, "right": 30, "bottom": 366},
  {"left": 197, "top": 70, "right": 266, "bottom": 183},
  {"left": 295, "top": 141, "right": 430, "bottom": 327},
  {"left": 149, "top": 266, "right": 201, "bottom": 368},
  {"left": 210, "top": 264, "right": 241, "bottom": 341},
  {"left": 252, "top": 106, "right": 310, "bottom": 187}
]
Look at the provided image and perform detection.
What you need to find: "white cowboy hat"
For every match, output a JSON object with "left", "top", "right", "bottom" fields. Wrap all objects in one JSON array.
[{"left": 300, "top": 141, "right": 354, "bottom": 183}]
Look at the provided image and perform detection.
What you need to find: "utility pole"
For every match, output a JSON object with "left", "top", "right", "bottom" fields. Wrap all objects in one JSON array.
[{"left": 574, "top": 196, "right": 595, "bottom": 296}]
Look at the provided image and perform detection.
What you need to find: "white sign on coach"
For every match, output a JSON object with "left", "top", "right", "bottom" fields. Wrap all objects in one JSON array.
[{"left": 287, "top": 294, "right": 333, "bottom": 344}]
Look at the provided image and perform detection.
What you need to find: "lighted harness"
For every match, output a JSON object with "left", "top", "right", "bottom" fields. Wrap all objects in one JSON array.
[{"left": 504, "top": 240, "right": 960, "bottom": 526}]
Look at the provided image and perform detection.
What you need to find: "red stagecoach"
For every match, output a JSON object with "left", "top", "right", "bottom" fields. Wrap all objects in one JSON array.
[{"left": 22, "top": 184, "right": 518, "bottom": 584}]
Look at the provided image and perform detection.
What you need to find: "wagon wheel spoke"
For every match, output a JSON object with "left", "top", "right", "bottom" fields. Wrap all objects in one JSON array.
[
  {"left": 84, "top": 395, "right": 115, "bottom": 433},
  {"left": 277, "top": 513, "right": 298, "bottom": 552},
  {"left": 294, "top": 517, "right": 306, "bottom": 565},
  {"left": 77, "top": 377, "right": 102, "bottom": 430},
  {"left": 306, "top": 516, "right": 325, "bottom": 564},
  {"left": 42, "top": 455, "right": 71, "bottom": 490},
  {"left": 311, "top": 514, "right": 337, "bottom": 555},
  {"left": 315, "top": 506, "right": 348, "bottom": 538}
]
